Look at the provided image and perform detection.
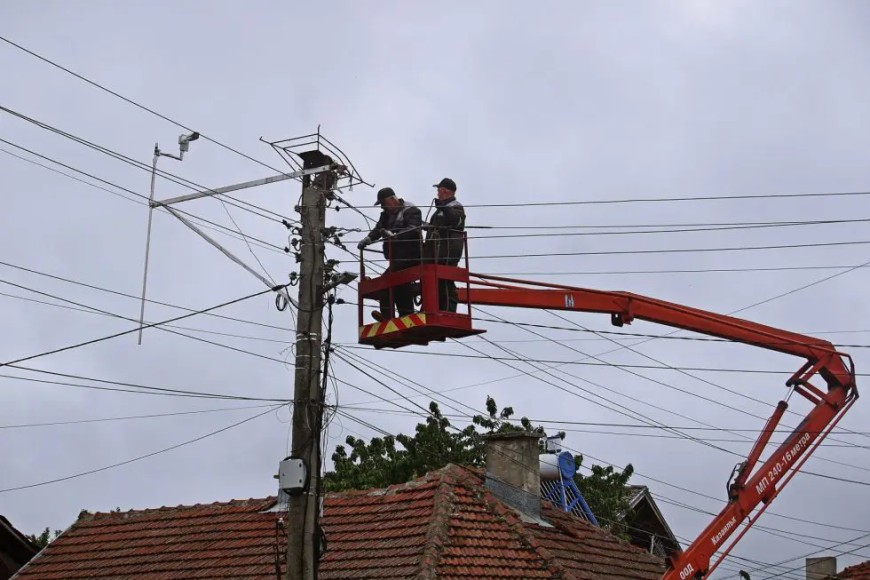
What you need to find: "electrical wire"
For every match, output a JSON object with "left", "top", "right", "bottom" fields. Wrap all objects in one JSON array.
[
  {"left": 470, "top": 264, "right": 870, "bottom": 276},
  {"left": 334, "top": 328, "right": 864, "bottom": 564},
  {"left": 0, "top": 258, "right": 291, "bottom": 333},
  {"left": 345, "top": 189, "right": 870, "bottom": 208},
  {"left": 0, "top": 403, "right": 285, "bottom": 430},
  {"left": 0, "top": 404, "right": 284, "bottom": 493},
  {"left": 330, "top": 408, "right": 823, "bottom": 578},
  {"left": 470, "top": 218, "right": 870, "bottom": 230},
  {"left": 330, "top": 193, "right": 870, "bottom": 560},
  {"left": 0, "top": 282, "right": 286, "bottom": 369},
  {"left": 353, "top": 238, "right": 870, "bottom": 262},
  {"left": 0, "top": 34, "right": 286, "bottom": 174},
  {"left": 540, "top": 308, "right": 870, "bottom": 460},
  {"left": 345, "top": 216, "right": 870, "bottom": 242},
  {"left": 0, "top": 138, "right": 287, "bottom": 254},
  {"left": 0, "top": 277, "right": 298, "bottom": 369},
  {"left": 465, "top": 327, "right": 870, "bottom": 483},
  {"left": 4, "top": 361, "right": 292, "bottom": 402},
  {"left": 338, "top": 400, "right": 870, "bottom": 575},
  {"left": 336, "top": 345, "right": 870, "bottom": 377},
  {"left": 0, "top": 105, "right": 292, "bottom": 225},
  {"left": 0, "top": 289, "right": 294, "bottom": 347}
]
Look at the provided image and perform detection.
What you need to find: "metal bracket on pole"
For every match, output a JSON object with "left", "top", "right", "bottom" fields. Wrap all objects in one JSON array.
[
  {"left": 136, "top": 164, "right": 330, "bottom": 341},
  {"left": 151, "top": 165, "right": 334, "bottom": 208}
]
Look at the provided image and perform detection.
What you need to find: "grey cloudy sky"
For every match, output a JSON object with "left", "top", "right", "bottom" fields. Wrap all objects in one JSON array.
[{"left": 2, "top": 1, "right": 870, "bottom": 577}]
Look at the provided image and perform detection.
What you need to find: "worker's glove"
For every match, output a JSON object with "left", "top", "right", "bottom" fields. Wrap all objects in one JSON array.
[
  {"left": 357, "top": 236, "right": 372, "bottom": 250},
  {"left": 382, "top": 229, "right": 396, "bottom": 238}
]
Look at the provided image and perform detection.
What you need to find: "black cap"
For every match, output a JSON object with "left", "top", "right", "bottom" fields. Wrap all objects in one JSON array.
[
  {"left": 433, "top": 177, "right": 457, "bottom": 192},
  {"left": 375, "top": 187, "right": 397, "bottom": 205}
]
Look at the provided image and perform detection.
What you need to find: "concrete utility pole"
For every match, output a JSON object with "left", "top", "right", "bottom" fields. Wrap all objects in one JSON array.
[
  {"left": 137, "top": 128, "right": 365, "bottom": 580},
  {"left": 286, "top": 152, "right": 332, "bottom": 580}
]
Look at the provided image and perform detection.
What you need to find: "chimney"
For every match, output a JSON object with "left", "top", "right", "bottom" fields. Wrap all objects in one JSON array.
[
  {"left": 484, "top": 431, "right": 543, "bottom": 519},
  {"left": 806, "top": 557, "right": 837, "bottom": 580}
]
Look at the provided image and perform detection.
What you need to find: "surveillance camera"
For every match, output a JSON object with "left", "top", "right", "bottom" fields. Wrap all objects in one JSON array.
[
  {"left": 178, "top": 132, "right": 200, "bottom": 154},
  {"left": 178, "top": 132, "right": 199, "bottom": 145}
]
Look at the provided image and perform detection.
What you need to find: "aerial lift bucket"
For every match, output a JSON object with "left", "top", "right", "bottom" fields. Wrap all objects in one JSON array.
[{"left": 357, "top": 235, "right": 485, "bottom": 349}]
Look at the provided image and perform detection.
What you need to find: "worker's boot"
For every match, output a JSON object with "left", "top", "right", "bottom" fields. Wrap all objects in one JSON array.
[{"left": 371, "top": 310, "right": 386, "bottom": 322}]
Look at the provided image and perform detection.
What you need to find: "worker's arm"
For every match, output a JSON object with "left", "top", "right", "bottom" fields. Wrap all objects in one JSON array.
[{"left": 358, "top": 212, "right": 388, "bottom": 249}]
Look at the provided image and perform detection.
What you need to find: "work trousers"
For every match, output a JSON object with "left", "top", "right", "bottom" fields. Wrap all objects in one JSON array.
[
  {"left": 379, "top": 261, "right": 417, "bottom": 319},
  {"left": 438, "top": 260, "right": 459, "bottom": 313}
]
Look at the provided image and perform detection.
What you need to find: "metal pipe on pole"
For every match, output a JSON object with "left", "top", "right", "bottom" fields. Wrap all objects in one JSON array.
[
  {"left": 137, "top": 144, "right": 160, "bottom": 345},
  {"left": 136, "top": 132, "right": 199, "bottom": 344}
]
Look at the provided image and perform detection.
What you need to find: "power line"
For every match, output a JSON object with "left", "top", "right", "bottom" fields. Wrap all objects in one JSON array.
[
  {"left": 332, "top": 337, "right": 870, "bottom": 557},
  {"left": 341, "top": 409, "right": 870, "bottom": 435},
  {"left": 0, "top": 288, "right": 295, "bottom": 347},
  {"left": 471, "top": 265, "right": 870, "bottom": 276},
  {"left": 0, "top": 282, "right": 286, "bottom": 369},
  {"left": 438, "top": 324, "right": 870, "bottom": 486},
  {"left": 0, "top": 404, "right": 283, "bottom": 493},
  {"left": 4, "top": 361, "right": 292, "bottom": 402},
  {"left": 0, "top": 34, "right": 285, "bottom": 175},
  {"left": 0, "top": 258, "right": 291, "bottom": 333},
  {"left": 471, "top": 218, "right": 870, "bottom": 230},
  {"left": 354, "top": 239, "right": 870, "bottom": 262},
  {"left": 342, "top": 406, "right": 865, "bottom": 448},
  {"left": 0, "top": 145, "right": 285, "bottom": 257},
  {"left": 0, "top": 105, "right": 292, "bottom": 225},
  {"left": 0, "top": 277, "right": 302, "bottom": 371},
  {"left": 468, "top": 309, "right": 870, "bottom": 472},
  {"left": 332, "top": 406, "right": 850, "bottom": 576},
  {"left": 0, "top": 138, "right": 287, "bottom": 254},
  {"left": 346, "top": 189, "right": 870, "bottom": 209},
  {"left": 347, "top": 217, "right": 870, "bottom": 242},
  {"left": 336, "top": 345, "right": 870, "bottom": 377},
  {"left": 0, "top": 403, "right": 285, "bottom": 429}
]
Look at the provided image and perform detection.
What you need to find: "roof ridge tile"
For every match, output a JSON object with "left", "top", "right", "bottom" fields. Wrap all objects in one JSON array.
[
  {"left": 77, "top": 496, "right": 277, "bottom": 522},
  {"left": 413, "top": 466, "right": 458, "bottom": 579}
]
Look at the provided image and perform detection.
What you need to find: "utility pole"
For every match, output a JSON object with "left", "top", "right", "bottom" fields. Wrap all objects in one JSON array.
[
  {"left": 134, "top": 128, "right": 366, "bottom": 580},
  {"left": 285, "top": 151, "right": 333, "bottom": 580}
]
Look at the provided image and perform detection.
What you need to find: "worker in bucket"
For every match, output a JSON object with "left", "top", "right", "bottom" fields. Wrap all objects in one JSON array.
[
  {"left": 358, "top": 187, "right": 423, "bottom": 321},
  {"left": 423, "top": 177, "right": 466, "bottom": 313}
]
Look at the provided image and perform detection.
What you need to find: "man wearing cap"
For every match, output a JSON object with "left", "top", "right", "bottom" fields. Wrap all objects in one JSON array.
[
  {"left": 358, "top": 187, "right": 423, "bottom": 321},
  {"left": 424, "top": 177, "right": 466, "bottom": 313}
]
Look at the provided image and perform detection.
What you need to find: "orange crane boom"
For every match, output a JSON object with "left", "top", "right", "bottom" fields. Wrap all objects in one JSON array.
[{"left": 458, "top": 273, "right": 857, "bottom": 579}]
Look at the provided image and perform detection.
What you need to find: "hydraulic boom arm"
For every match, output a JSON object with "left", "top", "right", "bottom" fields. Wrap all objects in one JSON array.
[{"left": 458, "top": 273, "right": 857, "bottom": 580}]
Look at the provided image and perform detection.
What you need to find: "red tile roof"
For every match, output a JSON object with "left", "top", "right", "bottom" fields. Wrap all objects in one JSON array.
[
  {"left": 13, "top": 464, "right": 665, "bottom": 579},
  {"left": 838, "top": 561, "right": 870, "bottom": 579}
]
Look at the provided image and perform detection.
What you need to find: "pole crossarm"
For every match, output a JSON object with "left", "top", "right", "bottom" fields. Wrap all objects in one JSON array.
[{"left": 151, "top": 164, "right": 334, "bottom": 207}]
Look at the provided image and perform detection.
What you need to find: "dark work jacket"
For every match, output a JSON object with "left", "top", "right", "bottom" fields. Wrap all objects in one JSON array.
[
  {"left": 424, "top": 196, "right": 466, "bottom": 265},
  {"left": 367, "top": 200, "right": 423, "bottom": 267}
]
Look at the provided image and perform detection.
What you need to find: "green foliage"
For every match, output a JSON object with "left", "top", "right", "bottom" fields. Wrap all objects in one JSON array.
[
  {"left": 27, "top": 526, "right": 62, "bottom": 549},
  {"left": 324, "top": 396, "right": 634, "bottom": 534},
  {"left": 572, "top": 454, "right": 636, "bottom": 538}
]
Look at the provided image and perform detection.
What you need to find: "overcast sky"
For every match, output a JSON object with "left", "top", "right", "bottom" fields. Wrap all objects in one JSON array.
[{"left": 2, "top": 1, "right": 870, "bottom": 578}]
